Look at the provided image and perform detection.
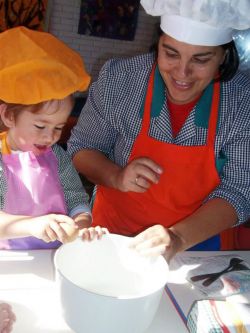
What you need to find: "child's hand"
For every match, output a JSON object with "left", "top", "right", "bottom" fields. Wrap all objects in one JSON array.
[
  {"left": 59, "top": 221, "right": 79, "bottom": 242},
  {"left": 0, "top": 302, "right": 16, "bottom": 333},
  {"left": 80, "top": 226, "right": 109, "bottom": 241},
  {"left": 29, "top": 214, "right": 78, "bottom": 243}
]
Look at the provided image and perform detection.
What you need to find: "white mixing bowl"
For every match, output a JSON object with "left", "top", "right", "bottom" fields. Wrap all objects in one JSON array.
[{"left": 54, "top": 234, "right": 168, "bottom": 333}]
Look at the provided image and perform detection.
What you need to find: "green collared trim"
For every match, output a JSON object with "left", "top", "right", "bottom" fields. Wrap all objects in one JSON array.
[
  {"left": 194, "top": 82, "right": 213, "bottom": 128},
  {"left": 140, "top": 72, "right": 226, "bottom": 174},
  {"left": 140, "top": 67, "right": 217, "bottom": 126},
  {"left": 194, "top": 81, "right": 222, "bottom": 134},
  {"left": 140, "top": 65, "right": 165, "bottom": 118}
]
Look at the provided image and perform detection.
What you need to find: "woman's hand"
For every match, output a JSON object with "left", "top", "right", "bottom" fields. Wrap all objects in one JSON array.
[
  {"left": 0, "top": 302, "right": 16, "bottom": 333},
  {"left": 129, "top": 225, "right": 183, "bottom": 263},
  {"left": 114, "top": 157, "right": 163, "bottom": 193},
  {"left": 29, "top": 214, "right": 78, "bottom": 243}
]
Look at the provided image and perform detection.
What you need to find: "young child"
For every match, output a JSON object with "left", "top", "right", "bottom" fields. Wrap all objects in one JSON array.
[
  {"left": 0, "top": 303, "right": 15, "bottom": 333},
  {"left": 0, "top": 26, "right": 107, "bottom": 249}
]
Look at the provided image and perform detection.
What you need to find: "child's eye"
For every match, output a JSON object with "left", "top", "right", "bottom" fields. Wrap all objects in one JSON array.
[
  {"left": 55, "top": 127, "right": 64, "bottom": 131},
  {"left": 34, "top": 125, "right": 45, "bottom": 129}
]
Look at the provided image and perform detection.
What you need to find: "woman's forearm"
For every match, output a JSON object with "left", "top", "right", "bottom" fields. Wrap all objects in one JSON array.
[
  {"left": 170, "top": 198, "right": 238, "bottom": 253},
  {"left": 72, "top": 149, "right": 122, "bottom": 188}
]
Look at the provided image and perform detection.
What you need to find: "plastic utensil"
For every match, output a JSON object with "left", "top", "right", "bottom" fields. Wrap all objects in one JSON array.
[
  {"left": 190, "top": 257, "right": 243, "bottom": 282},
  {"left": 202, "top": 263, "right": 250, "bottom": 286}
]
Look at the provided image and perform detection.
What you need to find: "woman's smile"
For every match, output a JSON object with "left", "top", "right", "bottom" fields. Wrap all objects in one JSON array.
[{"left": 171, "top": 77, "right": 194, "bottom": 90}]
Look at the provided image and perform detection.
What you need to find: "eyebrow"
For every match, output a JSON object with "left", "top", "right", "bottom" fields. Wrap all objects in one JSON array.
[
  {"left": 35, "top": 119, "right": 67, "bottom": 126},
  {"left": 161, "top": 43, "right": 215, "bottom": 57}
]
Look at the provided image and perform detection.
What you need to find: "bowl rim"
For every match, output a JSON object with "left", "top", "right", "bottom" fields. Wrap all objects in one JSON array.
[{"left": 54, "top": 234, "right": 169, "bottom": 299}]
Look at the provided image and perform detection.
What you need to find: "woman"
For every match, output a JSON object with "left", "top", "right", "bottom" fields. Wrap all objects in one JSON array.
[{"left": 68, "top": 0, "right": 250, "bottom": 261}]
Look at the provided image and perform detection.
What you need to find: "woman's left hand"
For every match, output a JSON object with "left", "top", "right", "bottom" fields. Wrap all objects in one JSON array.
[{"left": 129, "top": 225, "right": 182, "bottom": 262}]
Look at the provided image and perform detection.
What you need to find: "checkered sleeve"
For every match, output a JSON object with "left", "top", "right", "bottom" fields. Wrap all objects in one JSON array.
[
  {"left": 207, "top": 79, "right": 250, "bottom": 225},
  {"left": 52, "top": 144, "right": 91, "bottom": 216},
  {"left": 67, "top": 53, "right": 154, "bottom": 166},
  {"left": 67, "top": 59, "right": 119, "bottom": 158},
  {"left": 0, "top": 154, "right": 7, "bottom": 210}
]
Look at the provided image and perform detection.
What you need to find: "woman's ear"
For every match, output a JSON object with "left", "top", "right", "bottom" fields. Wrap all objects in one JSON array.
[{"left": 0, "top": 104, "right": 14, "bottom": 128}]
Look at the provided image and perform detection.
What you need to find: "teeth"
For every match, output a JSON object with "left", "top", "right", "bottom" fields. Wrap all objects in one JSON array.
[{"left": 175, "top": 80, "right": 189, "bottom": 86}]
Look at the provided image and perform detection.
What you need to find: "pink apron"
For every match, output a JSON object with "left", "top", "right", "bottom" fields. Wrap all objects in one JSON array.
[{"left": 0, "top": 132, "right": 67, "bottom": 249}]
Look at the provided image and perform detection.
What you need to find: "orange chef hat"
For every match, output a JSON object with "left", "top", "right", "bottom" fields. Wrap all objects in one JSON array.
[{"left": 0, "top": 26, "right": 91, "bottom": 104}]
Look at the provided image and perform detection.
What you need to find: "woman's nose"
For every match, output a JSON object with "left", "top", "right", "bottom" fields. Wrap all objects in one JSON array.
[{"left": 175, "top": 59, "right": 192, "bottom": 78}]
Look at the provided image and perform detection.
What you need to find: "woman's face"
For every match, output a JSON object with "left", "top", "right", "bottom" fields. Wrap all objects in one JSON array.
[{"left": 157, "top": 34, "right": 226, "bottom": 104}]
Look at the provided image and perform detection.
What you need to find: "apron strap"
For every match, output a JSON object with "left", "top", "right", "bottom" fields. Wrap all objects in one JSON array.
[{"left": 140, "top": 63, "right": 157, "bottom": 135}]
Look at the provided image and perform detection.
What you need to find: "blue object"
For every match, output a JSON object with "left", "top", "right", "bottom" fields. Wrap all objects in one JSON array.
[{"left": 188, "top": 235, "right": 220, "bottom": 251}]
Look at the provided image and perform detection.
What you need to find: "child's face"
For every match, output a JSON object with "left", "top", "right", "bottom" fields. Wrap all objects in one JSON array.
[{"left": 7, "top": 97, "right": 72, "bottom": 154}]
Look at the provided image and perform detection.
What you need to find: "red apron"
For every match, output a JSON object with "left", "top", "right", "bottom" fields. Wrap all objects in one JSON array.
[{"left": 93, "top": 65, "right": 233, "bottom": 250}]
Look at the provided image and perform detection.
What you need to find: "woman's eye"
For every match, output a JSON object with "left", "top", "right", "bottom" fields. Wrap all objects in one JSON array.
[
  {"left": 193, "top": 58, "right": 211, "bottom": 64},
  {"left": 165, "top": 52, "right": 179, "bottom": 58},
  {"left": 34, "top": 125, "right": 45, "bottom": 129},
  {"left": 55, "top": 127, "right": 64, "bottom": 131}
]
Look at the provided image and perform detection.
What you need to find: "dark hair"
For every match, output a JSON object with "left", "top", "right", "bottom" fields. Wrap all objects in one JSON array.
[
  {"left": 150, "top": 25, "right": 239, "bottom": 82},
  {"left": 149, "top": 24, "right": 162, "bottom": 54},
  {"left": 218, "top": 41, "right": 239, "bottom": 82}
]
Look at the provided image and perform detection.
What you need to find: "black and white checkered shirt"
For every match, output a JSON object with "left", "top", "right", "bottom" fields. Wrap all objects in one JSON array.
[{"left": 68, "top": 53, "right": 250, "bottom": 225}]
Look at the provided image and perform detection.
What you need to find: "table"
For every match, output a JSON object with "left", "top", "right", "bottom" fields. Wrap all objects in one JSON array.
[
  {"left": 0, "top": 249, "right": 187, "bottom": 333},
  {"left": 0, "top": 250, "right": 249, "bottom": 333}
]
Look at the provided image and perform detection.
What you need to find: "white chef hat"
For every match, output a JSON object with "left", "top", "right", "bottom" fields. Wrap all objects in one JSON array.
[{"left": 140, "top": 0, "right": 250, "bottom": 46}]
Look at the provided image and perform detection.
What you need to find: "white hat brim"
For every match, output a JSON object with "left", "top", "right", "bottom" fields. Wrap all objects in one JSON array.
[{"left": 161, "top": 15, "right": 233, "bottom": 46}]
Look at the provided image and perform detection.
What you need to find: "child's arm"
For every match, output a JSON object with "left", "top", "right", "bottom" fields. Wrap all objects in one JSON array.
[
  {"left": 53, "top": 144, "right": 91, "bottom": 216},
  {"left": 0, "top": 211, "right": 79, "bottom": 243}
]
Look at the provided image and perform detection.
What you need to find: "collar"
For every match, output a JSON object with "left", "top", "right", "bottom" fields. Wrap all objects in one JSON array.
[{"left": 140, "top": 64, "right": 220, "bottom": 130}]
